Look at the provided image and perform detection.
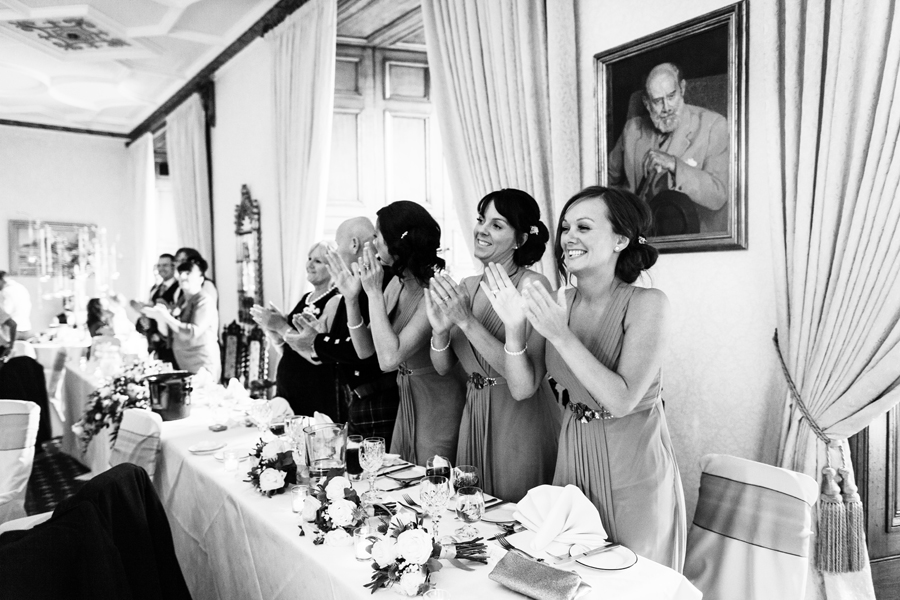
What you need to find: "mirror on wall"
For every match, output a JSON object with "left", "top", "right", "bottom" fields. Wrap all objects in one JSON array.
[{"left": 235, "top": 184, "right": 263, "bottom": 325}]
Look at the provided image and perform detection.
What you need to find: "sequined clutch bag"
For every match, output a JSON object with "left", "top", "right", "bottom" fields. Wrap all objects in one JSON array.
[{"left": 489, "top": 549, "right": 592, "bottom": 600}]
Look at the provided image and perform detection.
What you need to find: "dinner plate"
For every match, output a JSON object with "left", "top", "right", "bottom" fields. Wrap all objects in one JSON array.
[
  {"left": 482, "top": 504, "right": 518, "bottom": 524},
  {"left": 571, "top": 543, "right": 638, "bottom": 570},
  {"left": 188, "top": 440, "right": 226, "bottom": 454},
  {"left": 213, "top": 449, "right": 252, "bottom": 462}
]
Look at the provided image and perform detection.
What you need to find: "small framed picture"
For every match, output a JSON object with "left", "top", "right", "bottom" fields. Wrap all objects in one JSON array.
[{"left": 595, "top": 1, "right": 748, "bottom": 252}]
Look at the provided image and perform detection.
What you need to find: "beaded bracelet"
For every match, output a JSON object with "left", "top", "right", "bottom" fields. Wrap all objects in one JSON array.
[
  {"left": 347, "top": 319, "right": 365, "bottom": 330},
  {"left": 503, "top": 343, "right": 527, "bottom": 356},
  {"left": 430, "top": 336, "right": 452, "bottom": 352}
]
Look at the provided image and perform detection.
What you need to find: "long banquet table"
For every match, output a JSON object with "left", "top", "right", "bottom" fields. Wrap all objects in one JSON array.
[{"left": 154, "top": 408, "right": 701, "bottom": 600}]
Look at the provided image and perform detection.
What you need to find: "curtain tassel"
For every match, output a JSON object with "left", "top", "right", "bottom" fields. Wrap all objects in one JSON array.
[
  {"left": 839, "top": 465, "right": 865, "bottom": 572},
  {"left": 815, "top": 466, "right": 847, "bottom": 573}
]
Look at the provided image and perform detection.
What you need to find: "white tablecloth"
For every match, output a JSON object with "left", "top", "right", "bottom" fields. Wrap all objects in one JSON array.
[
  {"left": 58, "top": 361, "right": 111, "bottom": 474},
  {"left": 155, "top": 412, "right": 701, "bottom": 600}
]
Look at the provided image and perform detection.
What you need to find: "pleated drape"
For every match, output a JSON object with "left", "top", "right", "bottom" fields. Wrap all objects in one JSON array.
[
  {"left": 421, "top": 0, "right": 580, "bottom": 281},
  {"left": 166, "top": 95, "right": 213, "bottom": 267},
  {"left": 763, "top": 1, "right": 900, "bottom": 597},
  {"left": 267, "top": 0, "right": 336, "bottom": 310},
  {"left": 127, "top": 132, "right": 156, "bottom": 298}
]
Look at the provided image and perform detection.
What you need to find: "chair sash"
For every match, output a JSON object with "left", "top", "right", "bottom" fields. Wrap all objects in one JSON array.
[{"left": 109, "top": 409, "right": 163, "bottom": 479}]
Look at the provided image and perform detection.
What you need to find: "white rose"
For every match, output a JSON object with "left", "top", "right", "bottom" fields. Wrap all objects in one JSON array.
[
  {"left": 324, "top": 528, "right": 353, "bottom": 546},
  {"left": 325, "top": 476, "right": 352, "bottom": 501},
  {"left": 71, "top": 423, "right": 84, "bottom": 436},
  {"left": 370, "top": 537, "right": 399, "bottom": 568},
  {"left": 260, "top": 431, "right": 277, "bottom": 444},
  {"left": 301, "top": 496, "right": 321, "bottom": 522},
  {"left": 397, "top": 567, "right": 427, "bottom": 597},
  {"left": 327, "top": 498, "right": 357, "bottom": 527},
  {"left": 258, "top": 467, "right": 287, "bottom": 492},
  {"left": 396, "top": 529, "right": 434, "bottom": 565},
  {"left": 261, "top": 438, "right": 286, "bottom": 460}
]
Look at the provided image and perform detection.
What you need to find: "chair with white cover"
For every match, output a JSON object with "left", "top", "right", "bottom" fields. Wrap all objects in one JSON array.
[
  {"left": 109, "top": 408, "right": 163, "bottom": 479},
  {"left": 0, "top": 400, "right": 40, "bottom": 524},
  {"left": 683, "top": 454, "right": 819, "bottom": 600}
]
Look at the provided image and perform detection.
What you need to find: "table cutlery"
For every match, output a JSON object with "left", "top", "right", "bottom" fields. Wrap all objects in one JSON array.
[
  {"left": 548, "top": 543, "right": 622, "bottom": 565},
  {"left": 483, "top": 498, "right": 505, "bottom": 511},
  {"left": 401, "top": 492, "right": 421, "bottom": 508},
  {"left": 385, "top": 475, "right": 424, "bottom": 488},
  {"left": 495, "top": 535, "right": 542, "bottom": 562},
  {"left": 378, "top": 464, "right": 415, "bottom": 477}
]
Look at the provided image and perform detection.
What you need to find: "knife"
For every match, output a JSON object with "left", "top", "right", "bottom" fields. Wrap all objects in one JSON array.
[
  {"left": 550, "top": 543, "right": 622, "bottom": 565},
  {"left": 378, "top": 463, "right": 415, "bottom": 477},
  {"left": 483, "top": 498, "right": 506, "bottom": 511}
]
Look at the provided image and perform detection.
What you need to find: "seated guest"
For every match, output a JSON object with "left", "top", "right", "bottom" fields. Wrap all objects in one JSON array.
[
  {"left": 174, "top": 247, "right": 217, "bottom": 304},
  {"left": 0, "top": 464, "right": 192, "bottom": 600},
  {"left": 143, "top": 256, "right": 221, "bottom": 381},
  {"left": 86, "top": 298, "right": 114, "bottom": 337},
  {"left": 251, "top": 241, "right": 340, "bottom": 419}
]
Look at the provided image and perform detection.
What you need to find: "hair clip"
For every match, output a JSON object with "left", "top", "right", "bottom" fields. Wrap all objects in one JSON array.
[
  {"left": 638, "top": 236, "right": 647, "bottom": 245},
  {"left": 529, "top": 226, "right": 538, "bottom": 234},
  {"left": 400, "top": 231, "right": 408, "bottom": 239}
]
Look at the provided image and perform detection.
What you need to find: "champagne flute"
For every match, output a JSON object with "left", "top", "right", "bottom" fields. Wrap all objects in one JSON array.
[
  {"left": 420, "top": 475, "right": 451, "bottom": 538},
  {"left": 454, "top": 486, "right": 484, "bottom": 541},
  {"left": 359, "top": 437, "right": 385, "bottom": 503}
]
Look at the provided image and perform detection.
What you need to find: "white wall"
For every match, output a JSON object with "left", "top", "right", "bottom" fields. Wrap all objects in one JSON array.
[
  {"left": 0, "top": 125, "right": 135, "bottom": 330},
  {"left": 210, "top": 38, "right": 281, "bottom": 328},
  {"left": 575, "top": 0, "right": 785, "bottom": 519}
]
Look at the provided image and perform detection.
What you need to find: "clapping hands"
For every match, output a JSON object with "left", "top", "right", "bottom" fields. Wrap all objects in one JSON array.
[
  {"left": 520, "top": 280, "right": 569, "bottom": 346},
  {"left": 358, "top": 243, "right": 384, "bottom": 296},
  {"left": 325, "top": 249, "right": 362, "bottom": 301},
  {"left": 479, "top": 263, "right": 527, "bottom": 331},
  {"left": 427, "top": 272, "right": 472, "bottom": 333},
  {"left": 249, "top": 304, "right": 288, "bottom": 333}
]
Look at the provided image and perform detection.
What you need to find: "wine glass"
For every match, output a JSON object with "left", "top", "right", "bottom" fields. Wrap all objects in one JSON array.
[
  {"left": 249, "top": 400, "right": 272, "bottom": 432},
  {"left": 359, "top": 437, "right": 385, "bottom": 503},
  {"left": 287, "top": 416, "right": 308, "bottom": 460},
  {"left": 419, "top": 475, "right": 451, "bottom": 538},
  {"left": 453, "top": 465, "right": 479, "bottom": 495},
  {"left": 346, "top": 435, "right": 363, "bottom": 480},
  {"left": 454, "top": 486, "right": 484, "bottom": 541}
]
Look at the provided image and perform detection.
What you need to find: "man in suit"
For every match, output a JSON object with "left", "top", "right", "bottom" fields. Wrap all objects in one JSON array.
[
  {"left": 285, "top": 217, "right": 400, "bottom": 446},
  {"left": 136, "top": 254, "right": 178, "bottom": 364},
  {"left": 608, "top": 62, "right": 730, "bottom": 234}
]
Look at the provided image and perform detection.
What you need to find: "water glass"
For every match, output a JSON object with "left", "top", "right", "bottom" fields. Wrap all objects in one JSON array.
[
  {"left": 223, "top": 450, "right": 240, "bottom": 475},
  {"left": 425, "top": 456, "right": 452, "bottom": 480},
  {"left": 419, "top": 475, "right": 451, "bottom": 537},
  {"left": 346, "top": 435, "right": 363, "bottom": 480},
  {"left": 249, "top": 400, "right": 273, "bottom": 432},
  {"left": 359, "top": 437, "right": 385, "bottom": 503},
  {"left": 453, "top": 465, "right": 479, "bottom": 494},
  {"left": 454, "top": 487, "right": 485, "bottom": 541}
]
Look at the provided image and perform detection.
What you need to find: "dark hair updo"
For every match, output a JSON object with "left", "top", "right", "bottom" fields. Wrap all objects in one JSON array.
[
  {"left": 175, "top": 247, "right": 207, "bottom": 272},
  {"left": 476, "top": 189, "right": 550, "bottom": 267},
  {"left": 176, "top": 256, "right": 208, "bottom": 275},
  {"left": 376, "top": 201, "right": 444, "bottom": 286},
  {"left": 554, "top": 186, "right": 659, "bottom": 284}
]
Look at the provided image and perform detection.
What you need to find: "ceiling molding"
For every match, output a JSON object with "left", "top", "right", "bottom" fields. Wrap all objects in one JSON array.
[
  {"left": 365, "top": 8, "right": 421, "bottom": 48},
  {"left": 127, "top": 0, "right": 309, "bottom": 142},
  {"left": 0, "top": 118, "right": 128, "bottom": 138}
]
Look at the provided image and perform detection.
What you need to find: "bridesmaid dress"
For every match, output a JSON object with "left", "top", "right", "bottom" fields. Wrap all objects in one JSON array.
[
  {"left": 452, "top": 272, "right": 561, "bottom": 502},
  {"left": 546, "top": 281, "right": 686, "bottom": 572},
  {"left": 387, "top": 276, "right": 466, "bottom": 465}
]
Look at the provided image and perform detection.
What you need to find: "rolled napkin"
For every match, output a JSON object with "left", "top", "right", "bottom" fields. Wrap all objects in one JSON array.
[
  {"left": 489, "top": 549, "right": 591, "bottom": 600},
  {"left": 514, "top": 485, "right": 607, "bottom": 556},
  {"left": 269, "top": 397, "right": 295, "bottom": 422}
]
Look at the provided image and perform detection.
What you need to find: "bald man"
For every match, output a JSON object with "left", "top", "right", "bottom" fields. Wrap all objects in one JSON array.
[
  {"left": 310, "top": 217, "right": 400, "bottom": 446},
  {"left": 608, "top": 62, "right": 730, "bottom": 234}
]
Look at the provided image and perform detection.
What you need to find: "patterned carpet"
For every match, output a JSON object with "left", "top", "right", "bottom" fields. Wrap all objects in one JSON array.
[{"left": 25, "top": 440, "right": 90, "bottom": 515}]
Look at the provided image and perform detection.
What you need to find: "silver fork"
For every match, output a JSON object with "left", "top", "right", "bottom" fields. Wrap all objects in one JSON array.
[
  {"left": 495, "top": 535, "right": 542, "bottom": 562},
  {"left": 401, "top": 493, "right": 421, "bottom": 508}
]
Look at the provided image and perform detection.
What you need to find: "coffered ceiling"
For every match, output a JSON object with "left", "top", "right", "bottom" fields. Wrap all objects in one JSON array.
[{"left": 0, "top": 0, "right": 425, "bottom": 136}]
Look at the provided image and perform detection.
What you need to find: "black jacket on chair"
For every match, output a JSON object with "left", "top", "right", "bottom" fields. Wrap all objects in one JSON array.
[{"left": 0, "top": 356, "right": 51, "bottom": 449}]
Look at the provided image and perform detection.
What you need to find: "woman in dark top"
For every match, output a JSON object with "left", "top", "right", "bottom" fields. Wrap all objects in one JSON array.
[
  {"left": 252, "top": 241, "right": 340, "bottom": 418},
  {"left": 86, "top": 298, "right": 114, "bottom": 337}
]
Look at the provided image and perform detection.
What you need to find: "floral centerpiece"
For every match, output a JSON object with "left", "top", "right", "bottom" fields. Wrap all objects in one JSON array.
[
  {"left": 72, "top": 360, "right": 151, "bottom": 452},
  {"left": 246, "top": 434, "right": 298, "bottom": 496},
  {"left": 303, "top": 471, "right": 368, "bottom": 546},
  {"left": 365, "top": 513, "right": 488, "bottom": 596}
]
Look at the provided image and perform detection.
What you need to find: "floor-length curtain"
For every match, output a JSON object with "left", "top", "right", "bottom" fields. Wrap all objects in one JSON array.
[
  {"left": 421, "top": 0, "right": 580, "bottom": 280},
  {"left": 166, "top": 94, "right": 213, "bottom": 266},
  {"left": 128, "top": 133, "right": 156, "bottom": 298},
  {"left": 267, "top": 0, "right": 336, "bottom": 309},
  {"left": 763, "top": 1, "right": 900, "bottom": 598}
]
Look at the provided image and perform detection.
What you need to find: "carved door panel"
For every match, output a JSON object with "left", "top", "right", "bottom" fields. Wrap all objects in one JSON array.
[{"left": 851, "top": 404, "right": 900, "bottom": 598}]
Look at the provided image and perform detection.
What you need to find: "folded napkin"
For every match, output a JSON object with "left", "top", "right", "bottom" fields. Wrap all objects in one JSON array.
[
  {"left": 490, "top": 549, "right": 591, "bottom": 600},
  {"left": 269, "top": 397, "right": 295, "bottom": 422},
  {"left": 514, "top": 485, "right": 607, "bottom": 556},
  {"left": 313, "top": 411, "right": 333, "bottom": 424}
]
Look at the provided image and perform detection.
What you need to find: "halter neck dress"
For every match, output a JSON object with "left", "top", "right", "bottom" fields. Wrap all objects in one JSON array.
[
  {"left": 546, "top": 281, "right": 686, "bottom": 571},
  {"left": 386, "top": 276, "right": 466, "bottom": 466},
  {"left": 451, "top": 271, "right": 561, "bottom": 502}
]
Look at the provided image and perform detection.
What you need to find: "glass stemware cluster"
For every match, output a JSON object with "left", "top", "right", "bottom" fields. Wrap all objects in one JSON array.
[
  {"left": 359, "top": 437, "right": 385, "bottom": 503},
  {"left": 419, "top": 475, "right": 452, "bottom": 538}
]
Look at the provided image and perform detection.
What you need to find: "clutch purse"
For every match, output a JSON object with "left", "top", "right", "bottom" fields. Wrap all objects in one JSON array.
[{"left": 489, "top": 549, "right": 592, "bottom": 600}]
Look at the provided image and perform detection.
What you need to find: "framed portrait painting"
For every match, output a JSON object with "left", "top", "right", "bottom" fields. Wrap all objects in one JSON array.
[{"left": 595, "top": 1, "right": 748, "bottom": 252}]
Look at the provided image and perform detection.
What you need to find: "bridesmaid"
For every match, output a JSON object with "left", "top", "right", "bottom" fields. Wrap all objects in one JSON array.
[
  {"left": 426, "top": 189, "right": 561, "bottom": 502},
  {"left": 487, "top": 186, "right": 686, "bottom": 571},
  {"left": 336, "top": 201, "right": 465, "bottom": 465}
]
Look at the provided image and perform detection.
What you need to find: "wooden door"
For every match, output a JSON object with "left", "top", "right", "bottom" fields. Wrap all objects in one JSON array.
[{"left": 850, "top": 404, "right": 900, "bottom": 599}]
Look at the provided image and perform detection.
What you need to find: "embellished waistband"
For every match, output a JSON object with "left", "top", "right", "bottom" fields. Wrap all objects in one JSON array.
[
  {"left": 467, "top": 372, "right": 507, "bottom": 390},
  {"left": 568, "top": 402, "right": 613, "bottom": 423},
  {"left": 398, "top": 364, "right": 438, "bottom": 377}
]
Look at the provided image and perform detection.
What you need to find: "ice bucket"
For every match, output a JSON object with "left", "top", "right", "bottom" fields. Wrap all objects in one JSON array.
[
  {"left": 303, "top": 423, "right": 348, "bottom": 482},
  {"left": 144, "top": 371, "right": 192, "bottom": 421}
]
